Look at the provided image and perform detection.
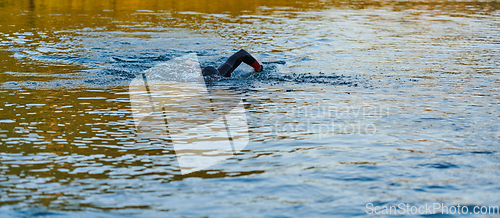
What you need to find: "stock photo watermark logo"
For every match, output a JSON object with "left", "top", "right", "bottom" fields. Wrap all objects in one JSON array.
[{"left": 129, "top": 54, "right": 249, "bottom": 174}]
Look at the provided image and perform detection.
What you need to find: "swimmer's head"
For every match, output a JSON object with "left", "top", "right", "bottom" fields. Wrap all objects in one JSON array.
[{"left": 202, "top": 66, "right": 219, "bottom": 77}]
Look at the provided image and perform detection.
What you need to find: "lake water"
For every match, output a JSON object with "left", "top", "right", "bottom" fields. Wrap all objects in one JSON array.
[{"left": 0, "top": 0, "right": 499, "bottom": 217}]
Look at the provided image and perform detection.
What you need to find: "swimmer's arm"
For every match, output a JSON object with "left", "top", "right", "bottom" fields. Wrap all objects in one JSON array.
[{"left": 184, "top": 60, "right": 198, "bottom": 66}]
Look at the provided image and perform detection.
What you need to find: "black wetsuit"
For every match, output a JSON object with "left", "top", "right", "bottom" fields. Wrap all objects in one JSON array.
[{"left": 202, "top": 49, "right": 263, "bottom": 77}]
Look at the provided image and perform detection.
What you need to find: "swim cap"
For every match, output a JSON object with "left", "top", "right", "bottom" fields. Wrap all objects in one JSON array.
[{"left": 202, "top": 66, "right": 219, "bottom": 77}]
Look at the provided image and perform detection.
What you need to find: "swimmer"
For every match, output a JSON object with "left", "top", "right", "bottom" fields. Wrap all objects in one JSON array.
[{"left": 201, "top": 49, "right": 263, "bottom": 77}]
